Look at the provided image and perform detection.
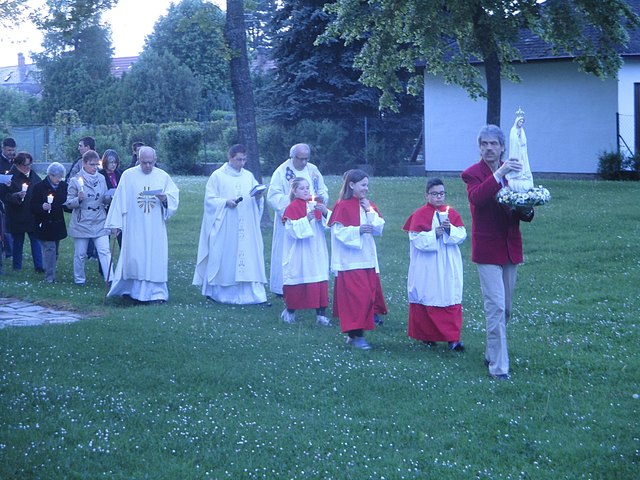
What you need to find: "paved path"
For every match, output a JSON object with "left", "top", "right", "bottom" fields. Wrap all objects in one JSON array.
[{"left": 0, "top": 297, "right": 82, "bottom": 328}]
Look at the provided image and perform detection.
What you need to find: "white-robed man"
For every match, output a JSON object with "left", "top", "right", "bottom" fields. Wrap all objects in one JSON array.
[
  {"left": 267, "top": 143, "right": 328, "bottom": 296},
  {"left": 193, "top": 144, "right": 267, "bottom": 304},
  {"left": 105, "top": 146, "right": 179, "bottom": 302}
]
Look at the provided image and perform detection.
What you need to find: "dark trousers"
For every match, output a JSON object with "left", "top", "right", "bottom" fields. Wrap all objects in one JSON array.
[{"left": 12, "top": 231, "right": 44, "bottom": 271}]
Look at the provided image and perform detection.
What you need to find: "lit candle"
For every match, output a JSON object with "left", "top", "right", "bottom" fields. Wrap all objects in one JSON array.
[
  {"left": 77, "top": 176, "right": 84, "bottom": 191},
  {"left": 22, "top": 183, "right": 28, "bottom": 192},
  {"left": 438, "top": 206, "right": 450, "bottom": 224},
  {"left": 47, "top": 193, "right": 54, "bottom": 213},
  {"left": 366, "top": 207, "right": 375, "bottom": 224},
  {"left": 308, "top": 196, "right": 317, "bottom": 211}
]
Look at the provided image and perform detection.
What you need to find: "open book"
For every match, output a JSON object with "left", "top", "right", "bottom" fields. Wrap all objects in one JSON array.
[{"left": 250, "top": 184, "right": 268, "bottom": 197}]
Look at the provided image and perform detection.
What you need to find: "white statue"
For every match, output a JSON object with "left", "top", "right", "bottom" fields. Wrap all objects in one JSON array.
[{"left": 506, "top": 109, "right": 534, "bottom": 192}]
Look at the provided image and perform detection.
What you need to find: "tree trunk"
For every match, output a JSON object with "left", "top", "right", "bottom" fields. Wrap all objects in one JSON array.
[
  {"left": 225, "top": 0, "right": 262, "bottom": 182},
  {"left": 484, "top": 50, "right": 501, "bottom": 127}
]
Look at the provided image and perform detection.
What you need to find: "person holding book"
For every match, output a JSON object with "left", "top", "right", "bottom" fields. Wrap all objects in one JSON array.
[
  {"left": 193, "top": 144, "right": 267, "bottom": 304},
  {"left": 280, "top": 177, "right": 331, "bottom": 326},
  {"left": 105, "top": 146, "right": 179, "bottom": 302},
  {"left": 329, "top": 169, "right": 387, "bottom": 350},
  {"left": 403, "top": 178, "right": 467, "bottom": 350}
]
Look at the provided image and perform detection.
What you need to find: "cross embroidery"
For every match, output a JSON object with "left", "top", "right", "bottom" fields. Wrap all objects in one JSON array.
[{"left": 137, "top": 187, "right": 157, "bottom": 213}]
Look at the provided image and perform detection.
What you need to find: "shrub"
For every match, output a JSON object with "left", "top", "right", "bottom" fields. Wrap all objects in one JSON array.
[
  {"left": 597, "top": 150, "right": 623, "bottom": 180},
  {"left": 159, "top": 124, "right": 203, "bottom": 174},
  {"left": 598, "top": 150, "right": 640, "bottom": 181}
]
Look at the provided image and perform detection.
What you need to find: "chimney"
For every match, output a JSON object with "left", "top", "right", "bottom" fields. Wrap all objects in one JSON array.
[{"left": 18, "top": 53, "right": 26, "bottom": 82}]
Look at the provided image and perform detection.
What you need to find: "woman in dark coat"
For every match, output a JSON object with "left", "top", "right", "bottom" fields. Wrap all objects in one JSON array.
[
  {"left": 31, "top": 162, "right": 68, "bottom": 283},
  {"left": 2, "top": 151, "right": 43, "bottom": 272},
  {"left": 100, "top": 149, "right": 122, "bottom": 190}
]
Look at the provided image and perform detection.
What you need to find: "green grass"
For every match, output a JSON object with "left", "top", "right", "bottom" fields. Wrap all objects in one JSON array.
[{"left": 1, "top": 176, "right": 638, "bottom": 479}]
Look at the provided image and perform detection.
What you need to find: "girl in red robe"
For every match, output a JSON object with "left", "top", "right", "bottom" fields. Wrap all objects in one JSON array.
[{"left": 329, "top": 169, "right": 387, "bottom": 350}]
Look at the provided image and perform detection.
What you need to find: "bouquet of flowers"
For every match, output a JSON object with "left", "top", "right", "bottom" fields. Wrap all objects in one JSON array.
[{"left": 496, "top": 185, "right": 551, "bottom": 208}]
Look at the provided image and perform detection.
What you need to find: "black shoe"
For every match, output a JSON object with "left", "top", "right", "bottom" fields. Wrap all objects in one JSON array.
[
  {"left": 35, "top": 268, "right": 45, "bottom": 273},
  {"left": 449, "top": 341, "right": 465, "bottom": 352},
  {"left": 374, "top": 314, "right": 384, "bottom": 326},
  {"left": 423, "top": 341, "right": 436, "bottom": 347}
]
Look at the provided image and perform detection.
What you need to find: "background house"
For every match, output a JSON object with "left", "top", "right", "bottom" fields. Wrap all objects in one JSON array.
[{"left": 423, "top": 20, "right": 640, "bottom": 175}]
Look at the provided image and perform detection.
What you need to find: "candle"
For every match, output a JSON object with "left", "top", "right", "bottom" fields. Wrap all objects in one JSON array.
[
  {"left": 22, "top": 183, "right": 28, "bottom": 192},
  {"left": 438, "top": 206, "right": 450, "bottom": 224},
  {"left": 78, "top": 176, "right": 84, "bottom": 191},
  {"left": 366, "top": 207, "right": 375, "bottom": 224},
  {"left": 308, "top": 196, "right": 317, "bottom": 211},
  {"left": 47, "top": 193, "right": 54, "bottom": 213}
]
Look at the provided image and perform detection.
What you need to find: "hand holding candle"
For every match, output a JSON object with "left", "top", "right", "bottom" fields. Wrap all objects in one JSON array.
[
  {"left": 366, "top": 207, "right": 375, "bottom": 225},
  {"left": 21, "top": 183, "right": 28, "bottom": 201},
  {"left": 77, "top": 176, "right": 84, "bottom": 192},
  {"left": 46, "top": 193, "right": 54, "bottom": 213}
]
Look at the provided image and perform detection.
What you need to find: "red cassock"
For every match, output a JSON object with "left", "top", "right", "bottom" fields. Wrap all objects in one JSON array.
[
  {"left": 328, "top": 197, "right": 388, "bottom": 332},
  {"left": 403, "top": 203, "right": 466, "bottom": 342}
]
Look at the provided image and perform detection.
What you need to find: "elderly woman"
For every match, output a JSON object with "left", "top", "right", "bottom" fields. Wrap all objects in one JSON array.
[
  {"left": 100, "top": 149, "right": 122, "bottom": 190},
  {"left": 30, "top": 162, "right": 68, "bottom": 283},
  {"left": 2, "top": 151, "right": 43, "bottom": 272},
  {"left": 65, "top": 150, "right": 112, "bottom": 284}
]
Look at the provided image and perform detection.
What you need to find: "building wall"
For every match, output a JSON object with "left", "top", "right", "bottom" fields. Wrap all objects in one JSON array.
[
  {"left": 617, "top": 58, "right": 640, "bottom": 154},
  {"left": 423, "top": 60, "right": 618, "bottom": 173}
]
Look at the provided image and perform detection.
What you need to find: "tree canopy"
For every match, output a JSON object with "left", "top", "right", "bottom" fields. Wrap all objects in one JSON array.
[
  {"left": 323, "top": 0, "right": 640, "bottom": 125},
  {"left": 32, "top": 0, "right": 117, "bottom": 122},
  {"left": 145, "top": 0, "right": 232, "bottom": 116}
]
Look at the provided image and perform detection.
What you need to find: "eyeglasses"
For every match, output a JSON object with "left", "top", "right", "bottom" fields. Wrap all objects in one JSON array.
[
  {"left": 88, "top": 163, "right": 100, "bottom": 167},
  {"left": 428, "top": 191, "right": 446, "bottom": 197}
]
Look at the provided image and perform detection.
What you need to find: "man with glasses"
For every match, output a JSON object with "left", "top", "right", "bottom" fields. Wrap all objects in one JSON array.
[
  {"left": 1, "top": 151, "right": 43, "bottom": 272},
  {"left": 461, "top": 125, "right": 535, "bottom": 381},
  {"left": 105, "top": 146, "right": 179, "bottom": 303}
]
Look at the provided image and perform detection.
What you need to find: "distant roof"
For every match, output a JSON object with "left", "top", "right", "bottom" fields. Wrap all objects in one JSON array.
[{"left": 111, "top": 56, "right": 138, "bottom": 78}]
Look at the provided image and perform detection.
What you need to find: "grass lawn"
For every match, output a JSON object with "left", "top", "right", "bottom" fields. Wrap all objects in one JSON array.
[{"left": 1, "top": 175, "right": 638, "bottom": 479}]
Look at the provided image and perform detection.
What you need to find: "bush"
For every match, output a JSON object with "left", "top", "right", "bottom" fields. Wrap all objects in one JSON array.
[
  {"left": 159, "top": 124, "right": 203, "bottom": 174},
  {"left": 598, "top": 150, "right": 640, "bottom": 180}
]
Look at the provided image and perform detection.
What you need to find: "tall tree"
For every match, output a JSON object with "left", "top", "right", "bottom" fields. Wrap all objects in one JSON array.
[
  {"left": 323, "top": 0, "right": 640, "bottom": 126},
  {"left": 225, "top": 0, "right": 262, "bottom": 181},
  {"left": 145, "top": 0, "right": 232, "bottom": 117},
  {"left": 258, "top": 0, "right": 382, "bottom": 124},
  {"left": 31, "top": 0, "right": 117, "bottom": 122}
]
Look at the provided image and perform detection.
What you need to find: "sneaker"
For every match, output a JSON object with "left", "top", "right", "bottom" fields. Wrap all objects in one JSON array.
[
  {"left": 347, "top": 336, "right": 372, "bottom": 350},
  {"left": 374, "top": 314, "right": 384, "bottom": 326},
  {"left": 316, "top": 315, "right": 331, "bottom": 326},
  {"left": 490, "top": 373, "right": 510, "bottom": 381},
  {"left": 280, "top": 309, "right": 296, "bottom": 324},
  {"left": 448, "top": 341, "right": 465, "bottom": 352}
]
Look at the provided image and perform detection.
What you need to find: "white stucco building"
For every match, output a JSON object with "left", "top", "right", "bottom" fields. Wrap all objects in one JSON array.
[{"left": 423, "top": 28, "right": 640, "bottom": 174}]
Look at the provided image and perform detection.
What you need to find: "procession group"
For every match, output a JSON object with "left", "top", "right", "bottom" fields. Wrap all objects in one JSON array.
[{"left": 0, "top": 123, "right": 533, "bottom": 379}]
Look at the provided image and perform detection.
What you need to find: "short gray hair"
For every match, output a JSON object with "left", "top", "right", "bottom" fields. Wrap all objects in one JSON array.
[
  {"left": 289, "top": 143, "right": 310, "bottom": 159},
  {"left": 47, "top": 162, "right": 65, "bottom": 177},
  {"left": 477, "top": 125, "right": 505, "bottom": 159}
]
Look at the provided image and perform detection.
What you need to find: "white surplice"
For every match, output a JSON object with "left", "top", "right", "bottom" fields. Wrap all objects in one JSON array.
[
  {"left": 192, "top": 163, "right": 267, "bottom": 304},
  {"left": 267, "top": 159, "right": 328, "bottom": 294},
  {"left": 282, "top": 210, "right": 331, "bottom": 286},
  {"left": 330, "top": 209, "right": 384, "bottom": 274},
  {"left": 105, "top": 166, "right": 179, "bottom": 301},
  {"left": 407, "top": 216, "right": 466, "bottom": 307}
]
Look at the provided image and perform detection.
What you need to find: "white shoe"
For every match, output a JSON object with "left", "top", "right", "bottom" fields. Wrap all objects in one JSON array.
[
  {"left": 280, "top": 309, "right": 296, "bottom": 324},
  {"left": 347, "top": 336, "right": 372, "bottom": 350},
  {"left": 316, "top": 315, "right": 331, "bottom": 326}
]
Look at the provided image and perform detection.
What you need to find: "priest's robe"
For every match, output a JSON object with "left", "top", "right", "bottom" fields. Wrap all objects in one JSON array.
[
  {"left": 193, "top": 163, "right": 267, "bottom": 304},
  {"left": 105, "top": 166, "right": 179, "bottom": 301}
]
